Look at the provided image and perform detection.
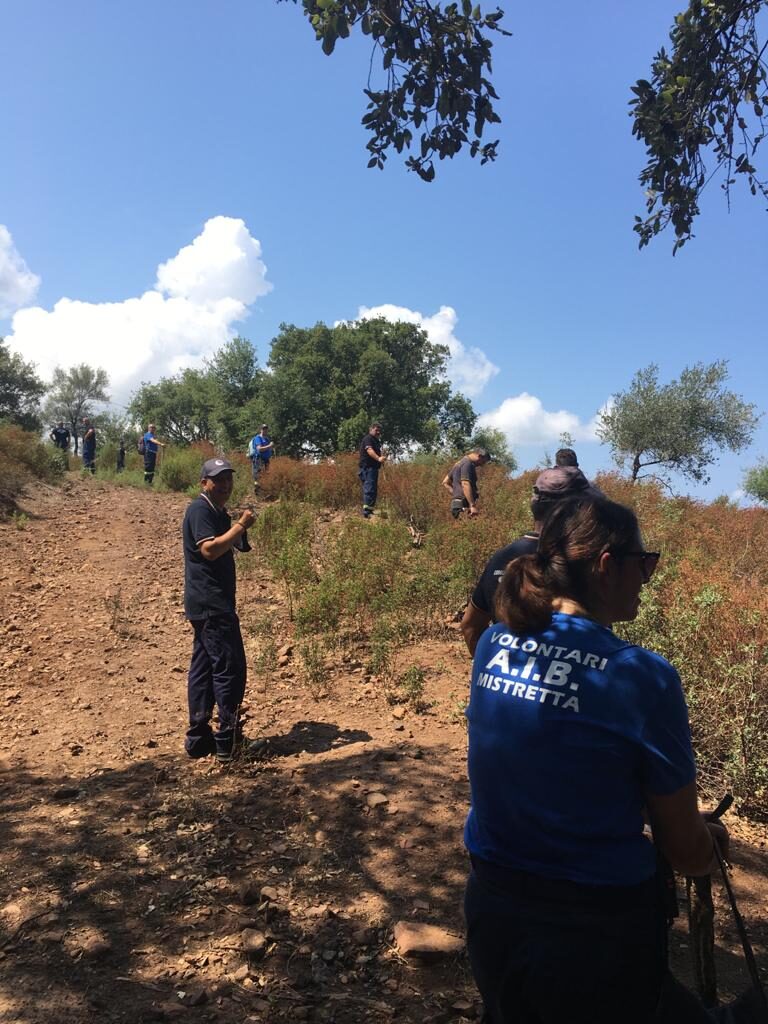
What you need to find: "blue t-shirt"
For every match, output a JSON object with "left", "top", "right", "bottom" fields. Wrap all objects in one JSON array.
[
  {"left": 465, "top": 612, "right": 696, "bottom": 886},
  {"left": 253, "top": 434, "right": 271, "bottom": 461},
  {"left": 143, "top": 431, "right": 158, "bottom": 455}
]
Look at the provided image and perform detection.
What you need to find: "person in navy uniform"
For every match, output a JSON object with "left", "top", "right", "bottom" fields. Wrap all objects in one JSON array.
[
  {"left": 142, "top": 423, "right": 166, "bottom": 485},
  {"left": 50, "top": 421, "right": 71, "bottom": 451},
  {"left": 81, "top": 417, "right": 96, "bottom": 473},
  {"left": 358, "top": 422, "right": 387, "bottom": 517},
  {"left": 182, "top": 457, "right": 264, "bottom": 763}
]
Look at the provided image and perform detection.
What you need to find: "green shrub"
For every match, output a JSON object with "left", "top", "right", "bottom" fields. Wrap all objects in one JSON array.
[
  {"left": 160, "top": 448, "right": 203, "bottom": 491},
  {"left": 0, "top": 426, "right": 66, "bottom": 514}
]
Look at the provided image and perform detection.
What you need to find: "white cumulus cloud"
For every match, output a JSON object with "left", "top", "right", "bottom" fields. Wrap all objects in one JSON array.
[
  {"left": 478, "top": 392, "right": 602, "bottom": 445},
  {"left": 6, "top": 216, "right": 271, "bottom": 400},
  {"left": 355, "top": 303, "right": 498, "bottom": 398},
  {"left": 0, "top": 225, "right": 40, "bottom": 316}
]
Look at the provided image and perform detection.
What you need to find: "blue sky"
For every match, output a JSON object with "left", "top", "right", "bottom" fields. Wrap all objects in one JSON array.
[{"left": 1, "top": 0, "right": 765, "bottom": 498}]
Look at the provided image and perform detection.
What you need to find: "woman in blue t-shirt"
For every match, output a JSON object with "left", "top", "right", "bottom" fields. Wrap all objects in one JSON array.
[{"left": 464, "top": 496, "right": 729, "bottom": 1024}]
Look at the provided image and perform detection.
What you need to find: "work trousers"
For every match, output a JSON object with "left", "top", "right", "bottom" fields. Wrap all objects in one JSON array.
[
  {"left": 144, "top": 451, "right": 157, "bottom": 485},
  {"left": 185, "top": 614, "right": 246, "bottom": 759},
  {"left": 359, "top": 465, "right": 379, "bottom": 516},
  {"left": 465, "top": 859, "right": 715, "bottom": 1024},
  {"left": 82, "top": 448, "right": 96, "bottom": 474}
]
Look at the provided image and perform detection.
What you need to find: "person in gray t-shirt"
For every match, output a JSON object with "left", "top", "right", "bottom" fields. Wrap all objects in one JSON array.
[{"left": 442, "top": 448, "right": 491, "bottom": 519}]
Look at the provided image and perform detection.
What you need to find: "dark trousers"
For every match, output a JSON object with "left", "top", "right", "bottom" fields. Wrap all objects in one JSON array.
[
  {"left": 185, "top": 615, "right": 246, "bottom": 758},
  {"left": 144, "top": 451, "right": 157, "bottom": 484},
  {"left": 359, "top": 465, "right": 379, "bottom": 515},
  {"left": 82, "top": 449, "right": 95, "bottom": 473},
  {"left": 464, "top": 860, "right": 714, "bottom": 1024}
]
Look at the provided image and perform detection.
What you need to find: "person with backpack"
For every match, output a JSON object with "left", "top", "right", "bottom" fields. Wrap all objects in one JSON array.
[
  {"left": 141, "top": 423, "right": 166, "bottom": 485},
  {"left": 464, "top": 496, "right": 729, "bottom": 1023},
  {"left": 248, "top": 424, "right": 274, "bottom": 487},
  {"left": 50, "top": 421, "right": 71, "bottom": 451}
]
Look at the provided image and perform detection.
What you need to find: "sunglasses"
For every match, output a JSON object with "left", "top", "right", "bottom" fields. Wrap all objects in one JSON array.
[{"left": 616, "top": 550, "right": 660, "bottom": 582}]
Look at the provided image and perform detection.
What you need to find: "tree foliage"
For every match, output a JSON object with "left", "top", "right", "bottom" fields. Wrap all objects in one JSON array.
[
  {"left": 262, "top": 317, "right": 474, "bottom": 456},
  {"left": 744, "top": 458, "right": 768, "bottom": 502},
  {"left": 128, "top": 369, "right": 219, "bottom": 446},
  {"left": 468, "top": 425, "right": 517, "bottom": 472},
  {"left": 0, "top": 338, "right": 45, "bottom": 431},
  {"left": 128, "top": 337, "right": 265, "bottom": 449},
  {"left": 631, "top": 0, "right": 768, "bottom": 251},
  {"left": 281, "top": 0, "right": 509, "bottom": 181},
  {"left": 597, "top": 360, "right": 758, "bottom": 483},
  {"left": 44, "top": 364, "right": 110, "bottom": 453}
]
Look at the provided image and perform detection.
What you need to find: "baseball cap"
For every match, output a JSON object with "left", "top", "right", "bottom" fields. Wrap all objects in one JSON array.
[
  {"left": 201, "top": 457, "right": 234, "bottom": 479},
  {"left": 533, "top": 466, "right": 593, "bottom": 498}
]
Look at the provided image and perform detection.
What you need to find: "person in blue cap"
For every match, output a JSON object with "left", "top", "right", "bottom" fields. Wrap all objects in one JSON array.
[{"left": 182, "top": 457, "right": 264, "bottom": 763}]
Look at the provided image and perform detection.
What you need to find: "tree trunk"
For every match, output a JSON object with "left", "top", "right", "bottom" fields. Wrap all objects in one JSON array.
[{"left": 632, "top": 453, "right": 641, "bottom": 481}]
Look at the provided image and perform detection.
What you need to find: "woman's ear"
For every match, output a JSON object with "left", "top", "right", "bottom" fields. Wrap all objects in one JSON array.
[{"left": 595, "top": 551, "right": 615, "bottom": 579}]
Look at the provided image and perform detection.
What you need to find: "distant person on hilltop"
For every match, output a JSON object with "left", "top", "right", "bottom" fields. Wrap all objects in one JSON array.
[
  {"left": 442, "top": 448, "right": 491, "bottom": 519},
  {"left": 248, "top": 424, "right": 274, "bottom": 489},
  {"left": 142, "top": 423, "right": 166, "bottom": 485},
  {"left": 81, "top": 417, "right": 96, "bottom": 474},
  {"left": 460, "top": 466, "right": 602, "bottom": 654},
  {"left": 358, "top": 422, "right": 387, "bottom": 518},
  {"left": 116, "top": 438, "right": 126, "bottom": 473},
  {"left": 182, "top": 457, "right": 265, "bottom": 763},
  {"left": 555, "top": 447, "right": 579, "bottom": 467},
  {"left": 50, "top": 421, "right": 71, "bottom": 452}
]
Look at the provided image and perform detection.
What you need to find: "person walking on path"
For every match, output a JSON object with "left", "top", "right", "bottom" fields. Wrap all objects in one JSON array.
[
  {"left": 142, "top": 423, "right": 166, "bottom": 485},
  {"left": 50, "top": 421, "right": 71, "bottom": 452},
  {"left": 248, "top": 424, "right": 274, "bottom": 488},
  {"left": 442, "top": 448, "right": 491, "bottom": 519},
  {"left": 464, "top": 496, "right": 729, "bottom": 1023},
  {"left": 460, "top": 466, "right": 601, "bottom": 654},
  {"left": 358, "top": 422, "right": 387, "bottom": 518},
  {"left": 182, "top": 457, "right": 264, "bottom": 763},
  {"left": 81, "top": 417, "right": 96, "bottom": 474}
]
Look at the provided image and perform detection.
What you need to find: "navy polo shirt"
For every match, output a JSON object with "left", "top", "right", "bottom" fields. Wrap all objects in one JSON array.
[
  {"left": 465, "top": 613, "right": 697, "bottom": 886},
  {"left": 183, "top": 494, "right": 237, "bottom": 619},
  {"left": 471, "top": 535, "right": 539, "bottom": 616}
]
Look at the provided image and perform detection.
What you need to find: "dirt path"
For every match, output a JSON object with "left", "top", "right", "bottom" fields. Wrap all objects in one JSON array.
[{"left": 1, "top": 476, "right": 767, "bottom": 1023}]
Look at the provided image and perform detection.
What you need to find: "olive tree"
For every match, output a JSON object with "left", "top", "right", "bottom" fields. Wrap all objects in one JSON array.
[{"left": 597, "top": 361, "right": 758, "bottom": 483}]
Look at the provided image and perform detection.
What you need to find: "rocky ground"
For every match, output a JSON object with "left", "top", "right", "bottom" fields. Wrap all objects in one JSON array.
[{"left": 1, "top": 475, "right": 767, "bottom": 1023}]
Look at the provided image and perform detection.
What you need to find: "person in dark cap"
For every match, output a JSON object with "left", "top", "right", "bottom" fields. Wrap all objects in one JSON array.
[
  {"left": 442, "top": 448, "right": 492, "bottom": 519},
  {"left": 358, "top": 422, "right": 388, "bottom": 518},
  {"left": 460, "top": 466, "right": 600, "bottom": 654},
  {"left": 182, "top": 457, "right": 263, "bottom": 763}
]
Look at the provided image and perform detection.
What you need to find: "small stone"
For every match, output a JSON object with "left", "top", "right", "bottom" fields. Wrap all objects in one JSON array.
[
  {"left": 259, "top": 885, "right": 279, "bottom": 902},
  {"left": 314, "top": 830, "right": 328, "bottom": 844},
  {"left": 452, "top": 999, "right": 473, "bottom": 1011},
  {"left": 156, "top": 1000, "right": 187, "bottom": 1019},
  {"left": 241, "top": 928, "right": 267, "bottom": 955},
  {"left": 184, "top": 987, "right": 208, "bottom": 1007},
  {"left": 391, "top": 706, "right": 406, "bottom": 720},
  {"left": 366, "top": 792, "right": 388, "bottom": 808},
  {"left": 393, "top": 921, "right": 463, "bottom": 959},
  {"left": 233, "top": 964, "right": 250, "bottom": 982},
  {"left": 413, "top": 898, "right": 430, "bottom": 911},
  {"left": 238, "top": 880, "right": 261, "bottom": 906}
]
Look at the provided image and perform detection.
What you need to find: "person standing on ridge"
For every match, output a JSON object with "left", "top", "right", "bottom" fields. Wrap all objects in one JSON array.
[
  {"left": 143, "top": 423, "right": 166, "bottom": 485},
  {"left": 50, "top": 421, "right": 71, "bottom": 452},
  {"left": 81, "top": 417, "right": 96, "bottom": 474},
  {"left": 249, "top": 424, "right": 274, "bottom": 487},
  {"left": 358, "top": 422, "right": 387, "bottom": 517},
  {"left": 442, "top": 448, "right": 491, "bottom": 519},
  {"left": 116, "top": 438, "right": 126, "bottom": 473},
  {"left": 182, "top": 457, "right": 265, "bottom": 763}
]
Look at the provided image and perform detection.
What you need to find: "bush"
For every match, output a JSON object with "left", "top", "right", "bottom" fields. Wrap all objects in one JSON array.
[
  {"left": 0, "top": 426, "right": 65, "bottom": 515},
  {"left": 160, "top": 448, "right": 204, "bottom": 492}
]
